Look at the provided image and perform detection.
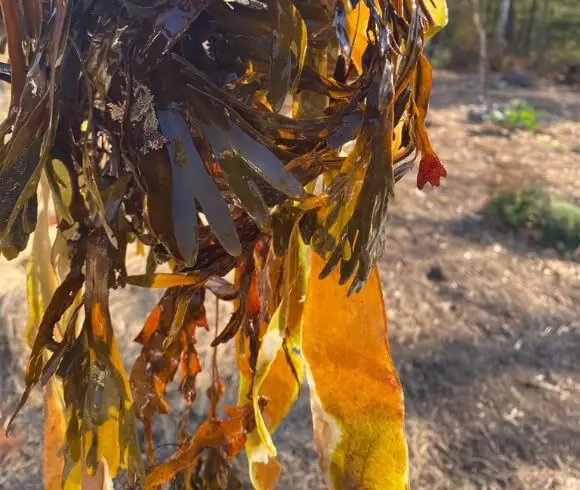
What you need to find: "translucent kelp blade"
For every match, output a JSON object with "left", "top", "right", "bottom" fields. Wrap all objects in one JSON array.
[
  {"left": 413, "top": 54, "right": 448, "bottom": 189},
  {"left": 82, "top": 234, "right": 144, "bottom": 484},
  {"left": 245, "top": 233, "right": 309, "bottom": 489},
  {"left": 44, "top": 377, "right": 67, "bottom": 490},
  {"left": 25, "top": 178, "right": 57, "bottom": 348},
  {"left": 419, "top": 0, "right": 449, "bottom": 40},
  {"left": 144, "top": 403, "right": 257, "bottom": 489},
  {"left": 8, "top": 252, "right": 85, "bottom": 434},
  {"left": 126, "top": 273, "right": 203, "bottom": 289},
  {"left": 0, "top": 0, "right": 27, "bottom": 108},
  {"left": 0, "top": 0, "right": 71, "bottom": 258},
  {"left": 0, "top": 138, "right": 42, "bottom": 258},
  {"left": 157, "top": 109, "right": 242, "bottom": 260},
  {"left": 25, "top": 179, "right": 67, "bottom": 490},
  {"left": 81, "top": 458, "right": 114, "bottom": 490},
  {"left": 302, "top": 252, "right": 408, "bottom": 489},
  {"left": 345, "top": 0, "right": 371, "bottom": 74},
  {"left": 130, "top": 287, "right": 208, "bottom": 466},
  {"left": 188, "top": 91, "right": 306, "bottom": 201},
  {"left": 268, "top": 0, "right": 308, "bottom": 111}
]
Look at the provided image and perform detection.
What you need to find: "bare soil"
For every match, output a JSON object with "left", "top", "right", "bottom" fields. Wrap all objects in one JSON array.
[{"left": 1, "top": 71, "right": 580, "bottom": 490}]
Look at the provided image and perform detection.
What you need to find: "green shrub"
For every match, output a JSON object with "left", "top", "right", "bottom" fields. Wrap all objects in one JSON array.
[
  {"left": 491, "top": 100, "right": 540, "bottom": 131},
  {"left": 485, "top": 186, "right": 580, "bottom": 252}
]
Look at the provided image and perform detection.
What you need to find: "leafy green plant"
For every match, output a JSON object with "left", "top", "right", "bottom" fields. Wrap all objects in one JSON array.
[
  {"left": 491, "top": 99, "right": 540, "bottom": 130},
  {"left": 485, "top": 186, "right": 580, "bottom": 251}
]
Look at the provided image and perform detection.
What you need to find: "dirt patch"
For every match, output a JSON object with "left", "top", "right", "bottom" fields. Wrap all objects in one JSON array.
[
  {"left": 381, "top": 72, "right": 580, "bottom": 490},
  {"left": 1, "top": 72, "right": 580, "bottom": 489}
]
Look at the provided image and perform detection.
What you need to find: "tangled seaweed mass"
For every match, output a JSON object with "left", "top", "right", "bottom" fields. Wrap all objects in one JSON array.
[{"left": 0, "top": 0, "right": 448, "bottom": 488}]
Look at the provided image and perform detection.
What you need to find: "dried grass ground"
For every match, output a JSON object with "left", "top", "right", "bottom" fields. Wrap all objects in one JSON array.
[{"left": 1, "top": 71, "right": 580, "bottom": 489}]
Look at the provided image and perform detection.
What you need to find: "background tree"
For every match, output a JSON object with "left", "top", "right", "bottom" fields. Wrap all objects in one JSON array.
[
  {"left": 435, "top": 0, "right": 580, "bottom": 74},
  {"left": 491, "top": 0, "right": 512, "bottom": 69},
  {"left": 472, "top": 0, "right": 489, "bottom": 99}
]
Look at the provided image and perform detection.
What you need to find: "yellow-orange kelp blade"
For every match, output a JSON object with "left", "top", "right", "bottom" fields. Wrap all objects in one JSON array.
[
  {"left": 422, "top": 0, "right": 449, "bottom": 40},
  {"left": 239, "top": 235, "right": 309, "bottom": 489},
  {"left": 302, "top": 253, "right": 409, "bottom": 489},
  {"left": 345, "top": 0, "right": 370, "bottom": 75}
]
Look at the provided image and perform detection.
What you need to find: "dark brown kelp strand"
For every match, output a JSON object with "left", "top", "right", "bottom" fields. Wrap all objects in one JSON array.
[{"left": 0, "top": 0, "right": 27, "bottom": 109}]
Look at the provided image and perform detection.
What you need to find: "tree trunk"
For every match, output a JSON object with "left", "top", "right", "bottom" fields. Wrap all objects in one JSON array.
[
  {"left": 521, "top": 0, "right": 538, "bottom": 54},
  {"left": 506, "top": 0, "right": 517, "bottom": 46},
  {"left": 536, "top": 0, "right": 549, "bottom": 67},
  {"left": 472, "top": 0, "right": 488, "bottom": 101},
  {"left": 490, "top": 0, "right": 511, "bottom": 70},
  {"left": 495, "top": 0, "right": 511, "bottom": 47},
  {"left": 449, "top": 4, "right": 479, "bottom": 69}
]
